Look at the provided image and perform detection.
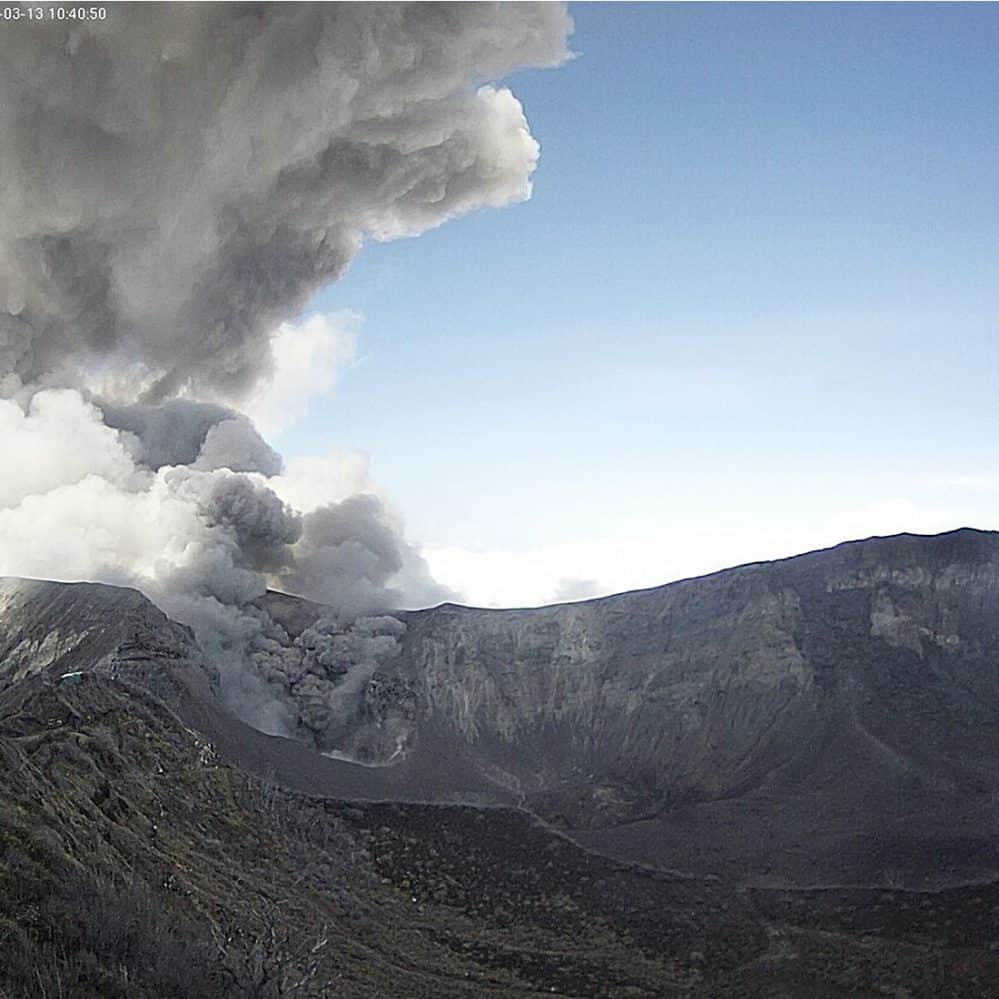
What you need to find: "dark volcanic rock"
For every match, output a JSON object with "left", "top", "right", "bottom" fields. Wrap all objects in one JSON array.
[
  {"left": 6, "top": 531, "right": 999, "bottom": 995},
  {"left": 372, "top": 528, "right": 999, "bottom": 886},
  {"left": 5, "top": 672, "right": 999, "bottom": 998},
  {"left": 7, "top": 529, "right": 999, "bottom": 888},
  {"left": 0, "top": 577, "right": 214, "bottom": 704}
]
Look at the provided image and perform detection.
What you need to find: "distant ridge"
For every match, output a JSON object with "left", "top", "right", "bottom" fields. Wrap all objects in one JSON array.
[{"left": 5, "top": 527, "right": 999, "bottom": 888}]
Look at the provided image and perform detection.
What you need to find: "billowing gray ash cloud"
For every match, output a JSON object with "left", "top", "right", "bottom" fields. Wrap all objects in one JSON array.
[
  {"left": 0, "top": 3, "right": 571, "bottom": 744},
  {"left": 0, "top": 2, "right": 569, "bottom": 398}
]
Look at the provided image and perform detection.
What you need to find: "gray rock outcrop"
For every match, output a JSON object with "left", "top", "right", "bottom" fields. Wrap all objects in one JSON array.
[{"left": 6, "top": 528, "right": 999, "bottom": 886}]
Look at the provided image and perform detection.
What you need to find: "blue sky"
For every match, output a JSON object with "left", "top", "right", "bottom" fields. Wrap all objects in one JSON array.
[{"left": 274, "top": 3, "right": 999, "bottom": 606}]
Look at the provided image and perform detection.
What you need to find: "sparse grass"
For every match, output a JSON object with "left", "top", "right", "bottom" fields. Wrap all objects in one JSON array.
[{"left": 3, "top": 674, "right": 999, "bottom": 998}]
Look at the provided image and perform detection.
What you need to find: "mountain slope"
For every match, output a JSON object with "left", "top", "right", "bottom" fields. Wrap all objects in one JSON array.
[
  {"left": 359, "top": 528, "right": 999, "bottom": 885},
  {"left": 5, "top": 670, "right": 999, "bottom": 998},
  {"left": 0, "top": 577, "right": 206, "bottom": 694},
  {"left": 6, "top": 528, "right": 999, "bottom": 892}
]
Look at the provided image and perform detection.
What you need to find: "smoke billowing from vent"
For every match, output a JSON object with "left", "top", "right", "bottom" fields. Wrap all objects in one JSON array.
[{"left": 0, "top": 3, "right": 571, "bottom": 743}]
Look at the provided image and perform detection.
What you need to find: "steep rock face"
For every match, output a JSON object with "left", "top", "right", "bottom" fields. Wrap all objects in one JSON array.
[
  {"left": 0, "top": 578, "right": 209, "bottom": 698},
  {"left": 401, "top": 576, "right": 813, "bottom": 802},
  {"left": 6, "top": 529, "right": 999, "bottom": 887},
  {"left": 0, "top": 579, "right": 502, "bottom": 809},
  {"left": 395, "top": 532, "right": 998, "bottom": 785},
  {"left": 364, "top": 529, "right": 999, "bottom": 882}
]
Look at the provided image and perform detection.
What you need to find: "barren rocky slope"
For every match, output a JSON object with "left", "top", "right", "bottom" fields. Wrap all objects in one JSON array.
[
  {"left": 0, "top": 577, "right": 207, "bottom": 694},
  {"left": 5, "top": 530, "right": 999, "bottom": 995},
  {"left": 6, "top": 529, "right": 999, "bottom": 888},
  {"left": 291, "top": 528, "right": 999, "bottom": 886},
  {"left": 4, "top": 671, "right": 999, "bottom": 998}
]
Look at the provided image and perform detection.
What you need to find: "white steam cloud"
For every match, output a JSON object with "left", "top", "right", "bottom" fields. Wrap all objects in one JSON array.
[
  {"left": 241, "top": 312, "right": 358, "bottom": 438},
  {"left": 0, "top": 3, "right": 571, "bottom": 744}
]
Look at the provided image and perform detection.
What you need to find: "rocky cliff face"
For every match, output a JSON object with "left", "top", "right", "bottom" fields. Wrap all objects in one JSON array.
[
  {"left": 8, "top": 531, "right": 999, "bottom": 995},
  {"left": 371, "top": 529, "right": 999, "bottom": 883},
  {"left": 0, "top": 578, "right": 210, "bottom": 697},
  {"left": 5, "top": 529, "right": 999, "bottom": 887}
]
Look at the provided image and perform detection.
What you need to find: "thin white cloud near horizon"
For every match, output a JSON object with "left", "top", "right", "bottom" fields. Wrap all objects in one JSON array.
[
  {"left": 232, "top": 310, "right": 999, "bottom": 614},
  {"left": 422, "top": 499, "right": 997, "bottom": 609}
]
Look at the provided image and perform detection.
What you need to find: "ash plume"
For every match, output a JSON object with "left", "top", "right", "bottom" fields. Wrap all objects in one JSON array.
[
  {"left": 101, "top": 399, "right": 283, "bottom": 474},
  {"left": 0, "top": 3, "right": 571, "bottom": 744},
  {"left": 0, "top": 2, "right": 569, "bottom": 398}
]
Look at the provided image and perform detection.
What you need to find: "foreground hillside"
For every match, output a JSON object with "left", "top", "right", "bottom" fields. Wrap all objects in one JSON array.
[
  {"left": 4, "top": 672, "right": 999, "bottom": 998},
  {"left": 6, "top": 530, "right": 999, "bottom": 890},
  {"left": 5, "top": 530, "right": 999, "bottom": 995}
]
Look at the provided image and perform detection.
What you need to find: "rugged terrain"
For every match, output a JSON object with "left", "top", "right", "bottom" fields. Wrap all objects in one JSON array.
[
  {"left": 4, "top": 670, "right": 999, "bottom": 998},
  {"left": 267, "top": 528, "right": 999, "bottom": 887},
  {"left": 3, "top": 529, "right": 999, "bottom": 996}
]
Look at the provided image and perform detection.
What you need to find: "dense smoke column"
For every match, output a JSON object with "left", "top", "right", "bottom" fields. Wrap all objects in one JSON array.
[
  {"left": 0, "top": 2, "right": 570, "bottom": 398},
  {"left": 0, "top": 3, "right": 572, "bottom": 743}
]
